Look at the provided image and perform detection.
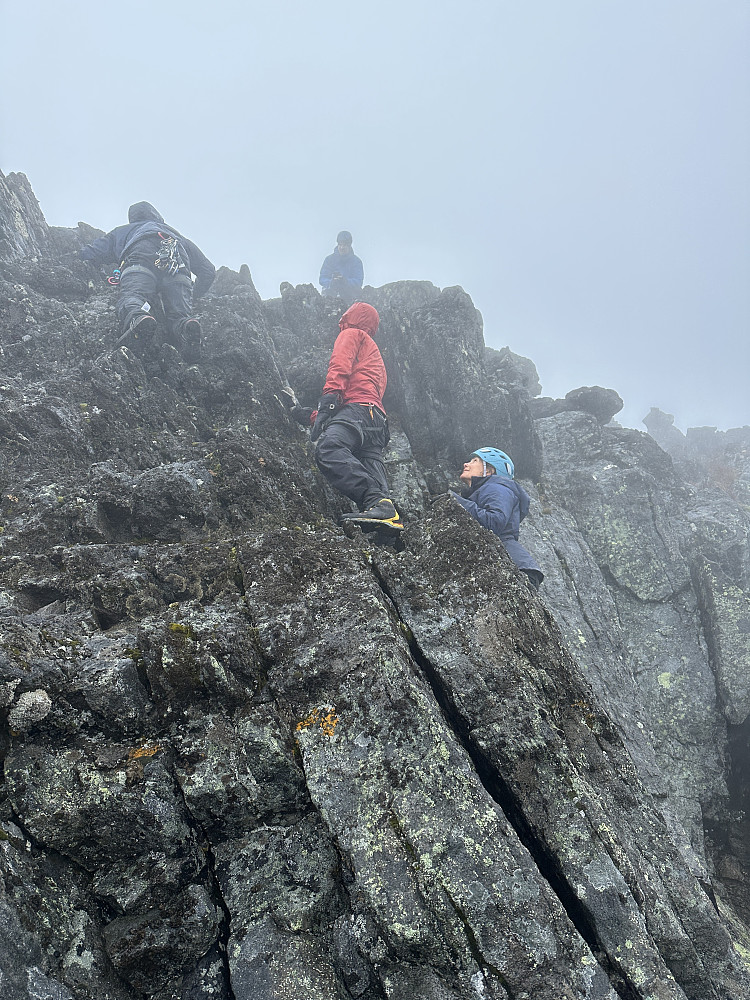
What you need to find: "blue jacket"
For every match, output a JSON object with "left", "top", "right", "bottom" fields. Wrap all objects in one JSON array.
[
  {"left": 452, "top": 475, "right": 543, "bottom": 576},
  {"left": 319, "top": 247, "right": 364, "bottom": 289},
  {"left": 80, "top": 204, "right": 216, "bottom": 298}
]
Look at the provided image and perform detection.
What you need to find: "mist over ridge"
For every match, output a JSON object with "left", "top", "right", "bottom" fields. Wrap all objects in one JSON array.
[{"left": 2, "top": 2, "right": 747, "bottom": 433}]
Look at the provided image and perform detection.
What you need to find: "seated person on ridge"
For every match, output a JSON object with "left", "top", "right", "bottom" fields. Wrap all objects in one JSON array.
[
  {"left": 451, "top": 447, "right": 544, "bottom": 590},
  {"left": 319, "top": 230, "right": 364, "bottom": 306}
]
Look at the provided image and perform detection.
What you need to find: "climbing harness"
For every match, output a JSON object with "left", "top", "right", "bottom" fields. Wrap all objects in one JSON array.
[
  {"left": 154, "top": 232, "right": 186, "bottom": 275},
  {"left": 107, "top": 267, "right": 122, "bottom": 286}
]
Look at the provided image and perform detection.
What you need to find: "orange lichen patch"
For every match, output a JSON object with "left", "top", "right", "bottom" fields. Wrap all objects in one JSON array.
[
  {"left": 572, "top": 699, "right": 596, "bottom": 726},
  {"left": 128, "top": 742, "right": 161, "bottom": 760},
  {"left": 295, "top": 706, "right": 339, "bottom": 739}
]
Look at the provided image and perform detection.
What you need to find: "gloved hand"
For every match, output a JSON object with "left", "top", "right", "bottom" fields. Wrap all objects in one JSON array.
[
  {"left": 291, "top": 404, "right": 314, "bottom": 426},
  {"left": 79, "top": 256, "right": 110, "bottom": 284},
  {"left": 310, "top": 393, "right": 340, "bottom": 442}
]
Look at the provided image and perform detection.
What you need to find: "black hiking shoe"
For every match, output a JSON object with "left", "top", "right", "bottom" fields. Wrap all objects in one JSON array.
[
  {"left": 341, "top": 499, "right": 404, "bottom": 532},
  {"left": 182, "top": 319, "right": 202, "bottom": 364},
  {"left": 117, "top": 314, "right": 158, "bottom": 356}
]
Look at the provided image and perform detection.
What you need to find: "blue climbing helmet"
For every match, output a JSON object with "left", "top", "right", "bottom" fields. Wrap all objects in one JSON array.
[{"left": 471, "top": 447, "right": 515, "bottom": 479}]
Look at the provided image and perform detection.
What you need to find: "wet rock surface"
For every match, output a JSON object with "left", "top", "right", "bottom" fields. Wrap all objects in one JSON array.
[{"left": 1, "top": 172, "right": 749, "bottom": 998}]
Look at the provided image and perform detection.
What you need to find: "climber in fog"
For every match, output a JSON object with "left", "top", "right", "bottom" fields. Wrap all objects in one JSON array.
[
  {"left": 319, "top": 231, "right": 364, "bottom": 306},
  {"left": 79, "top": 202, "right": 215, "bottom": 363},
  {"left": 292, "top": 302, "right": 402, "bottom": 532},
  {"left": 452, "top": 447, "right": 544, "bottom": 590}
]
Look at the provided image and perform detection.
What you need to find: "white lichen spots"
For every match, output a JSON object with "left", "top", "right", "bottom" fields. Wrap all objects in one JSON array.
[
  {"left": 508, "top": 868, "right": 541, "bottom": 905},
  {"left": 207, "top": 655, "right": 230, "bottom": 686},
  {"left": 26, "top": 966, "right": 74, "bottom": 1000},
  {"left": 584, "top": 854, "right": 625, "bottom": 897},
  {"left": 0, "top": 678, "right": 20, "bottom": 708},
  {"left": 470, "top": 970, "right": 489, "bottom": 996},
  {"left": 8, "top": 689, "right": 52, "bottom": 731},
  {"left": 658, "top": 672, "right": 672, "bottom": 690},
  {"left": 629, "top": 964, "right": 649, "bottom": 988},
  {"left": 62, "top": 910, "right": 94, "bottom": 971},
  {"left": 466, "top": 880, "right": 489, "bottom": 905},
  {"left": 511, "top": 916, "right": 558, "bottom": 960}
]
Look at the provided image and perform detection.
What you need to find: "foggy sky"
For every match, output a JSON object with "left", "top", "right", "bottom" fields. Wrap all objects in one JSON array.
[{"left": 2, "top": 0, "right": 748, "bottom": 432}]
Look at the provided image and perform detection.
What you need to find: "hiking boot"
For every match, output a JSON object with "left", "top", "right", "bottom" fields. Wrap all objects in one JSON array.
[
  {"left": 182, "top": 319, "right": 202, "bottom": 364},
  {"left": 341, "top": 498, "right": 404, "bottom": 531},
  {"left": 117, "top": 314, "right": 157, "bottom": 356}
]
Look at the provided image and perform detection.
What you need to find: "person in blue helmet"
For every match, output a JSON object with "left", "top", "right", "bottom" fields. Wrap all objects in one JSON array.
[{"left": 451, "top": 447, "right": 544, "bottom": 590}]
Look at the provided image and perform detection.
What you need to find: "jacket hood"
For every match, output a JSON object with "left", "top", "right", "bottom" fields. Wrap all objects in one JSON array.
[
  {"left": 128, "top": 202, "right": 165, "bottom": 224},
  {"left": 466, "top": 474, "right": 531, "bottom": 519},
  {"left": 495, "top": 476, "right": 530, "bottom": 518},
  {"left": 339, "top": 302, "right": 379, "bottom": 336}
]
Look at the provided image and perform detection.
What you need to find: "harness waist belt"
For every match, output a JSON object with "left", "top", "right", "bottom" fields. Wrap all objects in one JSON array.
[
  {"left": 120, "top": 263, "right": 191, "bottom": 280},
  {"left": 354, "top": 403, "right": 386, "bottom": 418},
  {"left": 119, "top": 264, "right": 154, "bottom": 278}
]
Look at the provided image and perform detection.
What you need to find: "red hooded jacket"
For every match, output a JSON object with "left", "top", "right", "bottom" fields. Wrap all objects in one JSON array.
[{"left": 322, "top": 303, "right": 387, "bottom": 411}]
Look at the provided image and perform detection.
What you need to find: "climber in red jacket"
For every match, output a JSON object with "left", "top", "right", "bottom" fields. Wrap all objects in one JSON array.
[{"left": 301, "top": 302, "right": 402, "bottom": 531}]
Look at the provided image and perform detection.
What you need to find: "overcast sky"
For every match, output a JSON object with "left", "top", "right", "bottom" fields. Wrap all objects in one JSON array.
[{"left": 2, "top": 1, "right": 748, "bottom": 431}]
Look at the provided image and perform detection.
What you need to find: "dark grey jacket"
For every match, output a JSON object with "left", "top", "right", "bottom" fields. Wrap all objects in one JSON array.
[{"left": 79, "top": 202, "right": 216, "bottom": 297}]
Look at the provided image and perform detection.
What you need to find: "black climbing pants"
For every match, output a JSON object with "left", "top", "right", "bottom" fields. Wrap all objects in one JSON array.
[
  {"left": 315, "top": 403, "right": 390, "bottom": 510},
  {"left": 116, "top": 241, "right": 194, "bottom": 337}
]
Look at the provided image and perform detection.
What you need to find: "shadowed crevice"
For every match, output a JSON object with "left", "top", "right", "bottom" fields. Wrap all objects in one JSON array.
[
  {"left": 368, "top": 559, "right": 642, "bottom": 1000},
  {"left": 171, "top": 766, "right": 237, "bottom": 1000}
]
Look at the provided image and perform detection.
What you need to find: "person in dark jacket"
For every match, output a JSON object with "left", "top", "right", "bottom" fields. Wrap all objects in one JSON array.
[
  {"left": 79, "top": 202, "right": 216, "bottom": 362},
  {"left": 451, "top": 447, "right": 544, "bottom": 590},
  {"left": 293, "top": 302, "right": 402, "bottom": 531},
  {"left": 319, "top": 231, "right": 364, "bottom": 306}
]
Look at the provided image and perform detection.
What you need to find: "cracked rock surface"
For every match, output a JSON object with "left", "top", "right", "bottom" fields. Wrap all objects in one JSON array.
[{"left": 1, "top": 172, "right": 749, "bottom": 999}]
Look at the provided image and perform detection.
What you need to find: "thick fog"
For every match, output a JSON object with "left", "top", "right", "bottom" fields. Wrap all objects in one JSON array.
[{"left": 1, "top": 0, "right": 748, "bottom": 431}]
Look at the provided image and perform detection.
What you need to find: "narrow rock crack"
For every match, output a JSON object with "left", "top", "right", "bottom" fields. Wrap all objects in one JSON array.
[
  {"left": 368, "top": 559, "right": 642, "bottom": 1000},
  {"left": 171, "top": 764, "right": 237, "bottom": 1000}
]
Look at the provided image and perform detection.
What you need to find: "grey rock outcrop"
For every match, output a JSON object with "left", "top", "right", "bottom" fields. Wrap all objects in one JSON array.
[
  {"left": 0, "top": 172, "right": 749, "bottom": 999},
  {"left": 0, "top": 171, "right": 50, "bottom": 259},
  {"left": 644, "top": 407, "right": 750, "bottom": 507},
  {"left": 530, "top": 385, "right": 624, "bottom": 424}
]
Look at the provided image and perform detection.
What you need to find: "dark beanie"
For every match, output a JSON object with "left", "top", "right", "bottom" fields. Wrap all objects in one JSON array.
[{"left": 336, "top": 230, "right": 353, "bottom": 244}]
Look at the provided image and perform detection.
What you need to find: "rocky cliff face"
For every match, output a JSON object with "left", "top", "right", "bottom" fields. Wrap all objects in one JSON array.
[{"left": 1, "top": 173, "right": 749, "bottom": 1000}]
